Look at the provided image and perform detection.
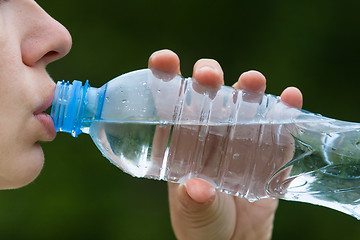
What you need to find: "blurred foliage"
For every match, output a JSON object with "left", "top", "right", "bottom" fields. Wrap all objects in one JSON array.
[{"left": 0, "top": 0, "right": 360, "bottom": 239}]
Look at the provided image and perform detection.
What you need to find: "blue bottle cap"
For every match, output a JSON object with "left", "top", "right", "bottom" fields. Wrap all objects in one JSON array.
[{"left": 51, "top": 80, "right": 89, "bottom": 137}]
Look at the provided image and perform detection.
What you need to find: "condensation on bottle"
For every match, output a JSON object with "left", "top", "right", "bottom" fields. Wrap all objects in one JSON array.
[{"left": 51, "top": 68, "right": 360, "bottom": 219}]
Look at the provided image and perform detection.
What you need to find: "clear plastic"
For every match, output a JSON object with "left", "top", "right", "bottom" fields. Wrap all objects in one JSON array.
[{"left": 51, "top": 68, "right": 360, "bottom": 219}]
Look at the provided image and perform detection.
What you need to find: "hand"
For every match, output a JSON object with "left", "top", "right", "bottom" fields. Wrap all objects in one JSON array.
[{"left": 148, "top": 49, "right": 303, "bottom": 240}]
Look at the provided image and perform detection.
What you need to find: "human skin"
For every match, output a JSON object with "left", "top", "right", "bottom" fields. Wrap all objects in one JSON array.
[
  {"left": 1, "top": 0, "right": 303, "bottom": 239},
  {"left": 148, "top": 49, "right": 303, "bottom": 240},
  {"left": 0, "top": 0, "right": 72, "bottom": 189}
]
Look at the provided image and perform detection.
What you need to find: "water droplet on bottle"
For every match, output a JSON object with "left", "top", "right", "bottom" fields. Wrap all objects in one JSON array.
[
  {"left": 122, "top": 99, "right": 127, "bottom": 103},
  {"left": 142, "top": 108, "right": 146, "bottom": 112},
  {"left": 356, "top": 141, "right": 360, "bottom": 150},
  {"left": 105, "top": 97, "right": 110, "bottom": 102},
  {"left": 157, "top": 89, "right": 161, "bottom": 93},
  {"left": 142, "top": 82, "right": 147, "bottom": 86},
  {"left": 159, "top": 121, "right": 167, "bottom": 128},
  {"left": 105, "top": 146, "right": 109, "bottom": 151},
  {"left": 233, "top": 153, "right": 240, "bottom": 159}
]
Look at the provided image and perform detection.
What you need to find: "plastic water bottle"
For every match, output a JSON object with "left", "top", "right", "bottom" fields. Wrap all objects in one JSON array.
[{"left": 51, "top": 68, "right": 360, "bottom": 219}]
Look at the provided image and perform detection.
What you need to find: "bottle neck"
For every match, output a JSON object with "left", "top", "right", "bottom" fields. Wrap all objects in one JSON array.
[{"left": 51, "top": 80, "right": 106, "bottom": 137}]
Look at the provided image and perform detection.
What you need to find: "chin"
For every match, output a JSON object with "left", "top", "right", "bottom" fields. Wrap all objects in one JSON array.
[{"left": 0, "top": 143, "right": 45, "bottom": 190}]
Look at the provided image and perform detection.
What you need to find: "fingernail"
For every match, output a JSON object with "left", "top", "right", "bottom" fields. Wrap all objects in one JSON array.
[
  {"left": 183, "top": 178, "right": 216, "bottom": 204},
  {"left": 196, "top": 66, "right": 218, "bottom": 75}
]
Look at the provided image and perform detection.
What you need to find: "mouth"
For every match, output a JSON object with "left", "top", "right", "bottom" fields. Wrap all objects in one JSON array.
[{"left": 33, "top": 91, "right": 57, "bottom": 141}]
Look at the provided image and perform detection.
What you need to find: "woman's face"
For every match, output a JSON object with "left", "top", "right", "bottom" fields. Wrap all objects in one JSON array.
[{"left": 0, "top": 0, "right": 72, "bottom": 189}]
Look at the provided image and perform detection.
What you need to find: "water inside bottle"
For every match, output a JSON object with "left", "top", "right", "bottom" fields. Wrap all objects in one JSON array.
[
  {"left": 89, "top": 119, "right": 360, "bottom": 218},
  {"left": 268, "top": 122, "right": 360, "bottom": 219}
]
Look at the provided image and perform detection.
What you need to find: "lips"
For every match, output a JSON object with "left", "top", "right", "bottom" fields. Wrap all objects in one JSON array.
[
  {"left": 33, "top": 91, "right": 57, "bottom": 141},
  {"left": 33, "top": 90, "right": 54, "bottom": 115}
]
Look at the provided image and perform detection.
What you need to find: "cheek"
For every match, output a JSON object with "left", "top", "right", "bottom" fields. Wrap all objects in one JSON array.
[{"left": 0, "top": 143, "right": 44, "bottom": 189}]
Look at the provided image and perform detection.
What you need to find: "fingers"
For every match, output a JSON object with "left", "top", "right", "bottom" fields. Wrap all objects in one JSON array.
[
  {"left": 168, "top": 179, "right": 236, "bottom": 240},
  {"left": 233, "top": 70, "right": 266, "bottom": 93},
  {"left": 280, "top": 87, "right": 303, "bottom": 109},
  {"left": 148, "top": 49, "right": 181, "bottom": 74},
  {"left": 168, "top": 179, "right": 217, "bottom": 225},
  {"left": 149, "top": 50, "right": 225, "bottom": 88},
  {"left": 233, "top": 70, "right": 303, "bottom": 109},
  {"left": 148, "top": 50, "right": 302, "bottom": 110},
  {"left": 180, "top": 178, "right": 216, "bottom": 205},
  {"left": 192, "top": 59, "right": 224, "bottom": 88}
]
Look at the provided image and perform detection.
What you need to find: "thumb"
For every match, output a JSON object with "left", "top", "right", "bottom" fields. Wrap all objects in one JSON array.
[{"left": 168, "top": 178, "right": 236, "bottom": 240}]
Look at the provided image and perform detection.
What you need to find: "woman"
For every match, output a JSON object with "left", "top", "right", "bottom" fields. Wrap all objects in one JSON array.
[{"left": 0, "top": 0, "right": 302, "bottom": 239}]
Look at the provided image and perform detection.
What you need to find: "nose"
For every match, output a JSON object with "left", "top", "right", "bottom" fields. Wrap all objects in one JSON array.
[{"left": 21, "top": 2, "right": 72, "bottom": 67}]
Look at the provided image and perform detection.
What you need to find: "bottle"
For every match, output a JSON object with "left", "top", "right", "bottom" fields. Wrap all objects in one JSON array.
[{"left": 51, "top": 68, "right": 360, "bottom": 219}]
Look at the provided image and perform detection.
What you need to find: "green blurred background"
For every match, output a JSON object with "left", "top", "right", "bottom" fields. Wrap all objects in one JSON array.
[{"left": 1, "top": 0, "right": 360, "bottom": 239}]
